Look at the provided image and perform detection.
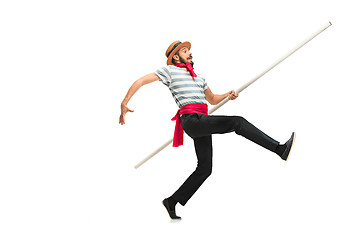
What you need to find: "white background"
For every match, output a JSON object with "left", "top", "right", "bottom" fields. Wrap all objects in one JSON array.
[{"left": 1, "top": 0, "right": 359, "bottom": 239}]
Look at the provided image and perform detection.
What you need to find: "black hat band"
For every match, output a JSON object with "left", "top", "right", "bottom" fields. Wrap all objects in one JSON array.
[{"left": 167, "top": 42, "right": 182, "bottom": 58}]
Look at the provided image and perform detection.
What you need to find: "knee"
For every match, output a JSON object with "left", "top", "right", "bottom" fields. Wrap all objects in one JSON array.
[
  {"left": 202, "top": 169, "right": 212, "bottom": 180},
  {"left": 204, "top": 167, "right": 212, "bottom": 178},
  {"left": 195, "top": 165, "right": 212, "bottom": 178},
  {"left": 234, "top": 116, "right": 245, "bottom": 134}
]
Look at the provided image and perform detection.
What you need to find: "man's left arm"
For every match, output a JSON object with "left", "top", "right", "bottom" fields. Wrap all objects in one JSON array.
[{"left": 204, "top": 87, "right": 238, "bottom": 105}]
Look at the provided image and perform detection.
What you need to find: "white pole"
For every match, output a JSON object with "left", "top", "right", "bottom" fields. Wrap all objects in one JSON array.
[
  {"left": 134, "top": 21, "right": 332, "bottom": 169},
  {"left": 134, "top": 138, "right": 173, "bottom": 169}
]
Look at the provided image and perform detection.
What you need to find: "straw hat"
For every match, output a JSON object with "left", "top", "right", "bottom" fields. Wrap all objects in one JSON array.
[{"left": 165, "top": 40, "right": 191, "bottom": 66}]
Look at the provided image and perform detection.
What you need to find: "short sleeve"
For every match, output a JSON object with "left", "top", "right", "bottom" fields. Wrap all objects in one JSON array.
[
  {"left": 198, "top": 74, "right": 208, "bottom": 90},
  {"left": 155, "top": 66, "right": 172, "bottom": 87},
  {"left": 203, "top": 80, "right": 208, "bottom": 90}
]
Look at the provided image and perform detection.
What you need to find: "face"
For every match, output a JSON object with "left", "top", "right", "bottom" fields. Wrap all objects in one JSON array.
[{"left": 174, "top": 47, "right": 194, "bottom": 66}]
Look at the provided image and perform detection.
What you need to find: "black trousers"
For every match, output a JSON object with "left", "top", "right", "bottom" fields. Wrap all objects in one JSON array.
[{"left": 171, "top": 113, "right": 280, "bottom": 206}]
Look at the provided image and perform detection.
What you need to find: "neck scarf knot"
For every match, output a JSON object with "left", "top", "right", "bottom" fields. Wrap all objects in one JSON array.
[{"left": 176, "top": 62, "right": 197, "bottom": 79}]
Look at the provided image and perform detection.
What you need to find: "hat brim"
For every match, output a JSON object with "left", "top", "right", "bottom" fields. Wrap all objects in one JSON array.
[{"left": 166, "top": 41, "right": 191, "bottom": 66}]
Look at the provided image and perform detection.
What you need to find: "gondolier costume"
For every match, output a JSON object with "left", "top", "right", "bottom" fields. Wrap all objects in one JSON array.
[{"left": 156, "top": 41, "right": 295, "bottom": 220}]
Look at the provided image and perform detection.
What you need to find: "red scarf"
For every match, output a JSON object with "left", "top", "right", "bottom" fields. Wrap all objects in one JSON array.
[
  {"left": 175, "top": 62, "right": 197, "bottom": 79},
  {"left": 171, "top": 103, "right": 208, "bottom": 147}
]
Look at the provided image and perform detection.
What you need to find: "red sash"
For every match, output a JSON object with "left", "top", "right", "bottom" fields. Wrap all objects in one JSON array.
[{"left": 171, "top": 103, "right": 208, "bottom": 147}]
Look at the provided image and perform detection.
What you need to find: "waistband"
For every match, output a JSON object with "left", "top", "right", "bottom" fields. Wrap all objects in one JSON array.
[{"left": 171, "top": 103, "right": 208, "bottom": 147}]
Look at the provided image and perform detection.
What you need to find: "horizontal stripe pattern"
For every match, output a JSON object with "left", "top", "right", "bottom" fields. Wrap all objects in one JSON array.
[{"left": 155, "top": 65, "right": 208, "bottom": 108}]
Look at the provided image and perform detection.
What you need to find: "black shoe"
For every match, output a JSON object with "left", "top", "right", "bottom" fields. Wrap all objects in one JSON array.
[
  {"left": 281, "top": 132, "right": 296, "bottom": 161},
  {"left": 162, "top": 198, "right": 181, "bottom": 220}
]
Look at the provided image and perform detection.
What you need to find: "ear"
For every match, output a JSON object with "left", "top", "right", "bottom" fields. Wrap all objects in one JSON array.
[{"left": 172, "top": 54, "right": 179, "bottom": 62}]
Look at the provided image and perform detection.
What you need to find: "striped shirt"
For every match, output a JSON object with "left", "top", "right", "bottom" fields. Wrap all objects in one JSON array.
[{"left": 155, "top": 65, "right": 208, "bottom": 108}]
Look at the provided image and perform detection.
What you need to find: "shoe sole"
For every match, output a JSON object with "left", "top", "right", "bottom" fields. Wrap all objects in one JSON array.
[
  {"left": 162, "top": 200, "right": 181, "bottom": 221},
  {"left": 285, "top": 132, "right": 296, "bottom": 161}
]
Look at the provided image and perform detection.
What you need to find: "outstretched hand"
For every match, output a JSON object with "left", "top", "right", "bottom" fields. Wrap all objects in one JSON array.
[
  {"left": 228, "top": 90, "right": 238, "bottom": 100},
  {"left": 119, "top": 104, "right": 134, "bottom": 125}
]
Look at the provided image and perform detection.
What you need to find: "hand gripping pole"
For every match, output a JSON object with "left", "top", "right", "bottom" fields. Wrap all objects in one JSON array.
[{"left": 134, "top": 21, "right": 332, "bottom": 169}]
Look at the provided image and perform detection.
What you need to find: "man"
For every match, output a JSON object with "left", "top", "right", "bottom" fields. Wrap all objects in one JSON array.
[{"left": 119, "top": 40, "right": 295, "bottom": 220}]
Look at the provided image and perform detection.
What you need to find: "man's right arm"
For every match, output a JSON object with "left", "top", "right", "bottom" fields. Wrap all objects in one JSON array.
[
  {"left": 119, "top": 73, "right": 160, "bottom": 125},
  {"left": 121, "top": 73, "right": 160, "bottom": 106}
]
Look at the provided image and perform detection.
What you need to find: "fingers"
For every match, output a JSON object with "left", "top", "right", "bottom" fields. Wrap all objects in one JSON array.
[
  {"left": 228, "top": 90, "right": 238, "bottom": 100},
  {"left": 119, "top": 114, "right": 125, "bottom": 125},
  {"left": 119, "top": 108, "right": 134, "bottom": 125}
]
